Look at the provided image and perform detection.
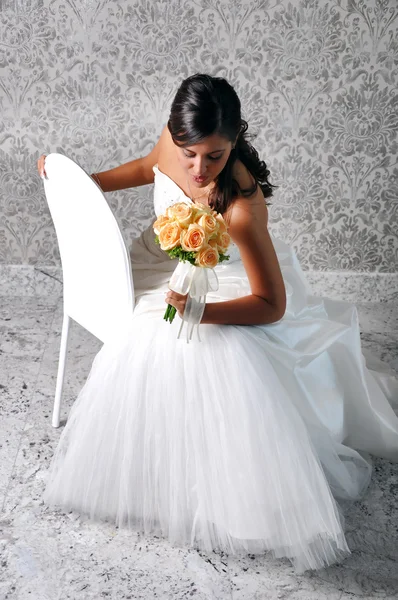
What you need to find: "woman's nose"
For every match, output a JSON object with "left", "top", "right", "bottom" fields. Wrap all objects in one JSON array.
[{"left": 192, "top": 157, "right": 207, "bottom": 175}]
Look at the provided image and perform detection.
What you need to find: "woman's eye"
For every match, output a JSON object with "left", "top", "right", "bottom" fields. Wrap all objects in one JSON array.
[{"left": 183, "top": 153, "right": 222, "bottom": 161}]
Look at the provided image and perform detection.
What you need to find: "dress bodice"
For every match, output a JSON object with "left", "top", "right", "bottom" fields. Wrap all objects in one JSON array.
[
  {"left": 153, "top": 164, "right": 242, "bottom": 263},
  {"left": 131, "top": 164, "right": 313, "bottom": 311}
]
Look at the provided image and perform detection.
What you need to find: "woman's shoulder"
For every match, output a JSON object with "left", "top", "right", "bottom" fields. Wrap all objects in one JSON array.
[
  {"left": 157, "top": 125, "right": 175, "bottom": 164},
  {"left": 224, "top": 159, "right": 268, "bottom": 228},
  {"left": 139, "top": 125, "right": 170, "bottom": 181},
  {"left": 232, "top": 159, "right": 257, "bottom": 193}
]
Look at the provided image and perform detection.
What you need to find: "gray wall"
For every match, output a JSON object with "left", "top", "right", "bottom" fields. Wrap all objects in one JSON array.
[{"left": 1, "top": 0, "right": 397, "bottom": 272}]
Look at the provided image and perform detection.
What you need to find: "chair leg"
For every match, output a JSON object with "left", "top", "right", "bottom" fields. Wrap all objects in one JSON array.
[{"left": 52, "top": 313, "right": 71, "bottom": 428}]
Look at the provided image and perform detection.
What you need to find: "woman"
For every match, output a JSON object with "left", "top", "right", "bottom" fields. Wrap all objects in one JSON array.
[{"left": 37, "top": 74, "right": 398, "bottom": 573}]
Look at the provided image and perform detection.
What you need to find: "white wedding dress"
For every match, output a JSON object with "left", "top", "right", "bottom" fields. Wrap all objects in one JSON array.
[{"left": 43, "top": 164, "right": 398, "bottom": 573}]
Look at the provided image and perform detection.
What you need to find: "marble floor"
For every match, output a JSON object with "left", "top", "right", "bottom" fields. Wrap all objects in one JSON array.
[{"left": 0, "top": 295, "right": 397, "bottom": 600}]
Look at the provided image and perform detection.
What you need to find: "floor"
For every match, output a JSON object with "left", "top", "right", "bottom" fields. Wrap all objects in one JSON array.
[{"left": 0, "top": 295, "right": 397, "bottom": 600}]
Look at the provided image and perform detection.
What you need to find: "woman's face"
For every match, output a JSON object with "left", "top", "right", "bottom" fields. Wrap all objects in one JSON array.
[{"left": 174, "top": 133, "right": 234, "bottom": 188}]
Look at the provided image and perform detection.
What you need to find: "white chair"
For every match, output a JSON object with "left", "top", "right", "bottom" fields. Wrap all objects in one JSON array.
[{"left": 42, "top": 153, "right": 135, "bottom": 428}]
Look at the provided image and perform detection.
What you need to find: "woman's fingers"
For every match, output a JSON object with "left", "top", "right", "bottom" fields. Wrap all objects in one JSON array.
[
  {"left": 37, "top": 154, "right": 47, "bottom": 179},
  {"left": 165, "top": 291, "right": 188, "bottom": 318}
]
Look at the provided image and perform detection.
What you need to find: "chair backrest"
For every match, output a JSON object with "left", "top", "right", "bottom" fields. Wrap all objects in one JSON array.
[{"left": 43, "top": 153, "right": 135, "bottom": 344}]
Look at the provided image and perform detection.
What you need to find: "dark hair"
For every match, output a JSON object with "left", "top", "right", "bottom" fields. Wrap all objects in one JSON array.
[{"left": 167, "top": 73, "right": 276, "bottom": 216}]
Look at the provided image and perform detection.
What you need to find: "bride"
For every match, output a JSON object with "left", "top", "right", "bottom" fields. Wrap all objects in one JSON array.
[{"left": 37, "top": 73, "right": 398, "bottom": 573}]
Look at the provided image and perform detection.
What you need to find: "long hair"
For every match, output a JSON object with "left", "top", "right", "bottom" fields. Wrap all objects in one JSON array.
[{"left": 167, "top": 73, "right": 276, "bottom": 215}]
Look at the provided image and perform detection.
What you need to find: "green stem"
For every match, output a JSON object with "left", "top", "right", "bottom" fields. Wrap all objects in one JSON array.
[{"left": 164, "top": 303, "right": 176, "bottom": 322}]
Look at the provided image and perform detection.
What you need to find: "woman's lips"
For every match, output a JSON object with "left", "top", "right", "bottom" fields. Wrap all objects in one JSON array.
[{"left": 192, "top": 175, "right": 208, "bottom": 183}]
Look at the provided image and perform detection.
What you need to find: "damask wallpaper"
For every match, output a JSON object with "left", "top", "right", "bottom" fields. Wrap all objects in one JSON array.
[{"left": 0, "top": 0, "right": 397, "bottom": 274}]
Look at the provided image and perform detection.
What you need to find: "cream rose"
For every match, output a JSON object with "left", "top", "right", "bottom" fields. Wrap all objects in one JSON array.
[
  {"left": 192, "top": 205, "right": 210, "bottom": 222},
  {"left": 194, "top": 202, "right": 213, "bottom": 215},
  {"left": 158, "top": 221, "right": 182, "bottom": 251},
  {"left": 166, "top": 202, "right": 193, "bottom": 227},
  {"left": 216, "top": 231, "right": 231, "bottom": 253},
  {"left": 195, "top": 244, "right": 219, "bottom": 268},
  {"left": 196, "top": 213, "right": 218, "bottom": 237},
  {"left": 215, "top": 213, "right": 228, "bottom": 233},
  {"left": 208, "top": 238, "right": 218, "bottom": 250},
  {"left": 153, "top": 214, "right": 170, "bottom": 235},
  {"left": 193, "top": 211, "right": 209, "bottom": 225},
  {"left": 180, "top": 223, "right": 207, "bottom": 252}
]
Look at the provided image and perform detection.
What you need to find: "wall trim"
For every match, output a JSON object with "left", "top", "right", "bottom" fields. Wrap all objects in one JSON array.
[{"left": 0, "top": 265, "right": 397, "bottom": 303}]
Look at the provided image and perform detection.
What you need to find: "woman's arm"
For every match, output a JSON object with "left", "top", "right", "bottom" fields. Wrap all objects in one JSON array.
[
  {"left": 200, "top": 294, "right": 284, "bottom": 325},
  {"left": 90, "top": 156, "right": 153, "bottom": 192},
  {"left": 201, "top": 189, "right": 287, "bottom": 326},
  {"left": 91, "top": 126, "right": 168, "bottom": 192}
]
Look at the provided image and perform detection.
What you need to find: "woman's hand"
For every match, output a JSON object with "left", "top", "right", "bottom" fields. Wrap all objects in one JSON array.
[
  {"left": 37, "top": 154, "right": 47, "bottom": 179},
  {"left": 165, "top": 290, "right": 188, "bottom": 319}
]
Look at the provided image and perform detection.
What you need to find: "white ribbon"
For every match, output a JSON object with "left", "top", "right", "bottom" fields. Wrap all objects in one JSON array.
[{"left": 168, "top": 261, "right": 219, "bottom": 343}]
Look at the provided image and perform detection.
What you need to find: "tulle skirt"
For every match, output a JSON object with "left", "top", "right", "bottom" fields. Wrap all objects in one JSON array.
[{"left": 43, "top": 228, "right": 398, "bottom": 573}]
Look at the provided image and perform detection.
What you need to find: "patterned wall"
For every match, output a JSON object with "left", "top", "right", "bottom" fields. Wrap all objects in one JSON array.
[{"left": 1, "top": 0, "right": 397, "bottom": 273}]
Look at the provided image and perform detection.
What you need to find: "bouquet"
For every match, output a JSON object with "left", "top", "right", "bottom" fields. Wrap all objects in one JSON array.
[{"left": 153, "top": 201, "right": 231, "bottom": 335}]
